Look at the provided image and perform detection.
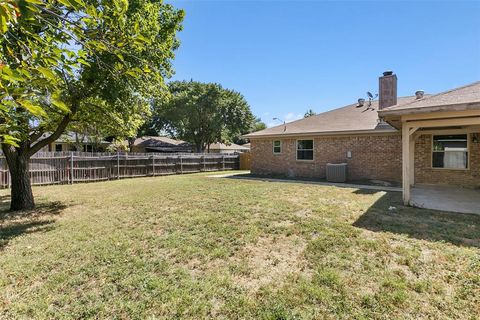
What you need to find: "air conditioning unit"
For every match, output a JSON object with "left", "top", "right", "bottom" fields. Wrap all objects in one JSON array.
[{"left": 326, "top": 163, "right": 347, "bottom": 182}]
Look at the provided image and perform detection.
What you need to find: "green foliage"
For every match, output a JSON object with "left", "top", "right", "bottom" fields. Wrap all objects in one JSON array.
[
  {"left": 152, "top": 81, "right": 255, "bottom": 152},
  {"left": 251, "top": 117, "right": 267, "bottom": 132},
  {"left": 0, "top": 0, "right": 183, "bottom": 210},
  {"left": 0, "top": 0, "right": 184, "bottom": 150},
  {"left": 234, "top": 117, "right": 266, "bottom": 144},
  {"left": 106, "top": 138, "right": 129, "bottom": 152}
]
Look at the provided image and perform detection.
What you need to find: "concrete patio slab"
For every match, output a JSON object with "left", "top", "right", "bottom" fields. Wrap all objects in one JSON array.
[
  {"left": 211, "top": 172, "right": 479, "bottom": 215},
  {"left": 209, "top": 172, "right": 402, "bottom": 192},
  {"left": 411, "top": 185, "right": 480, "bottom": 215}
]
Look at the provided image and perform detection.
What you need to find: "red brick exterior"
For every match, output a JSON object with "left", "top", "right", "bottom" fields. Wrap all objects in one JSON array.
[
  {"left": 251, "top": 134, "right": 403, "bottom": 183},
  {"left": 414, "top": 134, "right": 480, "bottom": 188},
  {"left": 250, "top": 132, "right": 480, "bottom": 188}
]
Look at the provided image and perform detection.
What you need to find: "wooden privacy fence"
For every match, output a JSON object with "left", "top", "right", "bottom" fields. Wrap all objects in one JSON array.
[
  {"left": 0, "top": 152, "right": 239, "bottom": 188},
  {"left": 239, "top": 153, "right": 251, "bottom": 170}
]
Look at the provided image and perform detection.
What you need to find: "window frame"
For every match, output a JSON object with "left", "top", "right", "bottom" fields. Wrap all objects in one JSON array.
[
  {"left": 431, "top": 133, "right": 470, "bottom": 171},
  {"left": 296, "top": 139, "right": 314, "bottom": 161},
  {"left": 273, "top": 140, "right": 282, "bottom": 154}
]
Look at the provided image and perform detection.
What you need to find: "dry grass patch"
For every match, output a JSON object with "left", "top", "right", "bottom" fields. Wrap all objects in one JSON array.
[
  {"left": 231, "top": 234, "right": 309, "bottom": 291},
  {"left": 0, "top": 172, "right": 479, "bottom": 319}
]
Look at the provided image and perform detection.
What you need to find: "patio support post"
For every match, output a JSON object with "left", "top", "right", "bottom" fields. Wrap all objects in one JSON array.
[
  {"left": 402, "top": 123, "right": 411, "bottom": 205},
  {"left": 403, "top": 124, "right": 420, "bottom": 205},
  {"left": 409, "top": 137, "right": 415, "bottom": 186},
  {"left": 409, "top": 127, "right": 418, "bottom": 186}
]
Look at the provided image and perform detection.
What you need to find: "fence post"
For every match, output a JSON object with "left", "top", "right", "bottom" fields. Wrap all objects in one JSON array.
[
  {"left": 152, "top": 154, "right": 155, "bottom": 176},
  {"left": 202, "top": 155, "right": 205, "bottom": 172},
  {"left": 70, "top": 152, "right": 74, "bottom": 184},
  {"left": 6, "top": 160, "right": 10, "bottom": 189},
  {"left": 117, "top": 151, "right": 120, "bottom": 179},
  {"left": 179, "top": 155, "right": 183, "bottom": 174},
  {"left": 222, "top": 155, "right": 225, "bottom": 170}
]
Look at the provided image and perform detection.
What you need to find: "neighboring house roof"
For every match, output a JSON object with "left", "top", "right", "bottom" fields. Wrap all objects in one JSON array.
[
  {"left": 134, "top": 136, "right": 189, "bottom": 146},
  {"left": 379, "top": 81, "right": 480, "bottom": 116},
  {"left": 244, "top": 96, "right": 417, "bottom": 138},
  {"left": 208, "top": 142, "right": 250, "bottom": 151},
  {"left": 133, "top": 136, "right": 192, "bottom": 151}
]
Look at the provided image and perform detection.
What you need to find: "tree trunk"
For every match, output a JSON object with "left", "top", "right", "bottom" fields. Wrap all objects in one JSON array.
[{"left": 2, "top": 146, "right": 34, "bottom": 211}]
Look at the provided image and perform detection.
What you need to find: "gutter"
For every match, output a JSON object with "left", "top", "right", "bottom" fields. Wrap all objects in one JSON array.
[
  {"left": 243, "top": 129, "right": 399, "bottom": 139},
  {"left": 378, "top": 102, "right": 480, "bottom": 117}
]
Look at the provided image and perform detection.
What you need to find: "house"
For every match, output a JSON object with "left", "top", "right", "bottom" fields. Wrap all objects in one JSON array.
[
  {"left": 244, "top": 71, "right": 480, "bottom": 209},
  {"left": 39, "top": 132, "right": 110, "bottom": 153},
  {"left": 131, "top": 136, "right": 193, "bottom": 153},
  {"left": 207, "top": 142, "right": 250, "bottom": 154}
]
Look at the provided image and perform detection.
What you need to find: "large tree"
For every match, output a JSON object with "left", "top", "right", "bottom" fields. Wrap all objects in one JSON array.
[
  {"left": 150, "top": 81, "right": 255, "bottom": 152},
  {"left": 0, "top": 0, "right": 183, "bottom": 210},
  {"left": 233, "top": 117, "right": 266, "bottom": 145}
]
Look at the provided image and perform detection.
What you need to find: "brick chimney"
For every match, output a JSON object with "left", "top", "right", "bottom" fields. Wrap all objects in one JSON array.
[{"left": 379, "top": 71, "right": 397, "bottom": 109}]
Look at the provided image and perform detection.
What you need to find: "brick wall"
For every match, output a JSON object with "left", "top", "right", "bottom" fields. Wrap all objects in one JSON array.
[
  {"left": 251, "top": 134, "right": 403, "bottom": 183},
  {"left": 251, "top": 132, "right": 480, "bottom": 188},
  {"left": 414, "top": 133, "right": 480, "bottom": 188}
]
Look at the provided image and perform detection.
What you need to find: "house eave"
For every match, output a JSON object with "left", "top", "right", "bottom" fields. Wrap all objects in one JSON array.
[
  {"left": 379, "top": 102, "right": 480, "bottom": 129},
  {"left": 243, "top": 129, "right": 399, "bottom": 139},
  {"left": 378, "top": 102, "right": 480, "bottom": 118}
]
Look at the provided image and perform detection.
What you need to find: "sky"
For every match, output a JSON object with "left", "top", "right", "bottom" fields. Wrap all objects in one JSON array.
[{"left": 166, "top": 0, "right": 480, "bottom": 127}]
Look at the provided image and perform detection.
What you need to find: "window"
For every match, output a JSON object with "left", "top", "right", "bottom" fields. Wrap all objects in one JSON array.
[
  {"left": 83, "top": 144, "right": 93, "bottom": 152},
  {"left": 432, "top": 134, "right": 468, "bottom": 169},
  {"left": 55, "top": 144, "right": 63, "bottom": 152},
  {"left": 297, "top": 139, "right": 314, "bottom": 160},
  {"left": 273, "top": 140, "right": 281, "bottom": 154}
]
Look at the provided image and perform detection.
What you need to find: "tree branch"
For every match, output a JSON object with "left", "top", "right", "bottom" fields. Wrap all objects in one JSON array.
[
  {"left": 29, "top": 129, "right": 45, "bottom": 143},
  {"left": 27, "top": 99, "right": 80, "bottom": 157},
  {"left": 26, "top": 113, "right": 72, "bottom": 157}
]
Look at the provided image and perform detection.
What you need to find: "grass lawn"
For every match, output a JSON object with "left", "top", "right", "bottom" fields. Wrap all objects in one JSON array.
[{"left": 0, "top": 172, "right": 479, "bottom": 319}]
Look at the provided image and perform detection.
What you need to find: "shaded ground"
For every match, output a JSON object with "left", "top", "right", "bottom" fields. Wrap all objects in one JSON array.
[
  {"left": 0, "top": 172, "right": 478, "bottom": 319},
  {"left": 0, "top": 197, "right": 66, "bottom": 250},
  {"left": 228, "top": 172, "right": 401, "bottom": 187}
]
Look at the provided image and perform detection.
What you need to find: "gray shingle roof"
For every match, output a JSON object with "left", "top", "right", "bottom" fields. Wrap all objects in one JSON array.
[
  {"left": 246, "top": 81, "right": 480, "bottom": 138},
  {"left": 244, "top": 96, "right": 417, "bottom": 138},
  {"left": 208, "top": 142, "right": 249, "bottom": 150},
  {"left": 379, "top": 81, "right": 480, "bottom": 115},
  {"left": 133, "top": 136, "right": 190, "bottom": 147}
]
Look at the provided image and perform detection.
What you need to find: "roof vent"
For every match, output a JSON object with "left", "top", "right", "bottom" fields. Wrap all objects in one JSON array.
[
  {"left": 415, "top": 90, "right": 424, "bottom": 99},
  {"left": 357, "top": 98, "right": 365, "bottom": 107}
]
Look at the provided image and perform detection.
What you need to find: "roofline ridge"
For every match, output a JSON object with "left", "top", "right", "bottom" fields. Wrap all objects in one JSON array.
[
  {"left": 382, "top": 80, "right": 480, "bottom": 111},
  {"left": 250, "top": 96, "right": 421, "bottom": 136}
]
